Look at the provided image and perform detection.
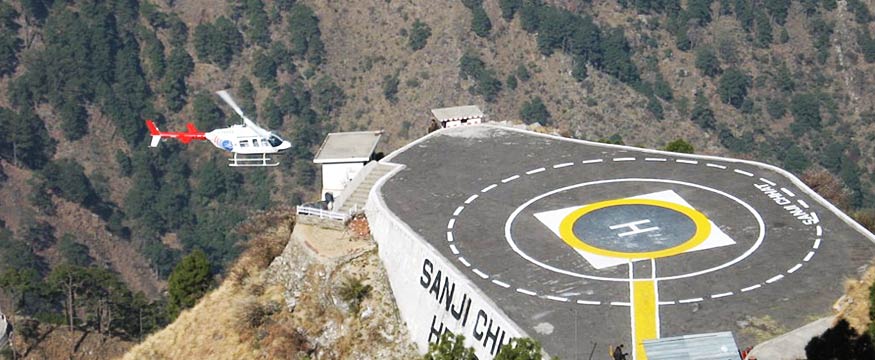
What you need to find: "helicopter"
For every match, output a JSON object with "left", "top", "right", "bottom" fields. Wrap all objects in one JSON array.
[{"left": 145, "top": 90, "right": 292, "bottom": 167}]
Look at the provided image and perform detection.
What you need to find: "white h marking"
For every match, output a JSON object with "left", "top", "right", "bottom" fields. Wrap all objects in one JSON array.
[{"left": 609, "top": 219, "right": 660, "bottom": 237}]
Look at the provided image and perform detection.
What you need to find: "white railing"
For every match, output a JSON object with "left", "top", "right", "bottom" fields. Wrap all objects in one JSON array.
[{"left": 296, "top": 205, "right": 350, "bottom": 222}]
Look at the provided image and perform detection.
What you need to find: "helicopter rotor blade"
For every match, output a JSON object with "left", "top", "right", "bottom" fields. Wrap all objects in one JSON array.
[
  {"left": 216, "top": 90, "right": 247, "bottom": 120},
  {"left": 216, "top": 90, "right": 272, "bottom": 138}
]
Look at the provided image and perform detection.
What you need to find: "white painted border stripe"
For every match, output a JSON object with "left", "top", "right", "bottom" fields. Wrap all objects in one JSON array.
[
  {"left": 545, "top": 295, "right": 569, "bottom": 302},
  {"left": 446, "top": 232, "right": 453, "bottom": 242},
  {"left": 734, "top": 169, "right": 754, "bottom": 176},
  {"left": 645, "top": 157, "right": 667, "bottom": 162},
  {"left": 458, "top": 257, "right": 471, "bottom": 267},
  {"left": 657, "top": 301, "right": 676, "bottom": 305},
  {"left": 472, "top": 269, "right": 489, "bottom": 279},
  {"left": 481, "top": 184, "right": 497, "bottom": 193},
  {"left": 613, "top": 157, "right": 635, "bottom": 162},
  {"left": 526, "top": 167, "right": 546, "bottom": 175},
  {"left": 553, "top": 162, "right": 574, "bottom": 168},
  {"left": 581, "top": 159, "right": 604, "bottom": 164},
  {"left": 803, "top": 251, "right": 815, "bottom": 262},
  {"left": 474, "top": 124, "right": 875, "bottom": 247},
  {"left": 781, "top": 188, "right": 796, "bottom": 197},
  {"left": 577, "top": 300, "right": 601, "bottom": 305},
  {"left": 491, "top": 279, "right": 510, "bottom": 288},
  {"left": 678, "top": 297, "right": 704, "bottom": 304},
  {"left": 711, "top": 292, "right": 733, "bottom": 299},
  {"left": 464, "top": 194, "right": 478, "bottom": 204},
  {"left": 676, "top": 159, "right": 698, "bottom": 164},
  {"left": 798, "top": 200, "right": 810, "bottom": 208},
  {"left": 706, "top": 163, "right": 727, "bottom": 169},
  {"left": 501, "top": 175, "right": 520, "bottom": 183},
  {"left": 813, "top": 239, "right": 821, "bottom": 249},
  {"left": 516, "top": 288, "right": 537, "bottom": 296},
  {"left": 759, "top": 178, "right": 777, "bottom": 186},
  {"left": 816, "top": 225, "right": 823, "bottom": 236},
  {"left": 447, "top": 219, "right": 455, "bottom": 229},
  {"left": 766, "top": 274, "right": 784, "bottom": 284},
  {"left": 788, "top": 264, "right": 803, "bottom": 273},
  {"left": 453, "top": 206, "right": 464, "bottom": 216},
  {"left": 449, "top": 244, "right": 459, "bottom": 255},
  {"left": 741, "top": 284, "right": 761, "bottom": 292}
]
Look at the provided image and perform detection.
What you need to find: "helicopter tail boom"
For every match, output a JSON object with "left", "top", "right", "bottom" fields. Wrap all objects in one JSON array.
[{"left": 145, "top": 120, "right": 206, "bottom": 147}]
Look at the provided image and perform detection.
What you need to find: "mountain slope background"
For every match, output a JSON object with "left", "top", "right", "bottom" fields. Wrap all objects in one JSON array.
[{"left": 0, "top": 0, "right": 874, "bottom": 357}]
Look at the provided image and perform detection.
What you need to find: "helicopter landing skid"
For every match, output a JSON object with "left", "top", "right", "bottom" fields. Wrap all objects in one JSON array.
[{"left": 229, "top": 153, "right": 280, "bottom": 167}]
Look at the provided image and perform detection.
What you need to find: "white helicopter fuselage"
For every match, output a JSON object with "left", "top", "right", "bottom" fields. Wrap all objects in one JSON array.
[{"left": 205, "top": 124, "right": 292, "bottom": 155}]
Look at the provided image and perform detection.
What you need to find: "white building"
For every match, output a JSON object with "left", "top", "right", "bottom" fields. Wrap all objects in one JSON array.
[
  {"left": 431, "top": 105, "right": 484, "bottom": 128},
  {"left": 313, "top": 131, "right": 382, "bottom": 201}
]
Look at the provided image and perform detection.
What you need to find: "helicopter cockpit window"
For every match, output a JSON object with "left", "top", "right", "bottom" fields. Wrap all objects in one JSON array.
[{"left": 268, "top": 135, "right": 283, "bottom": 147}]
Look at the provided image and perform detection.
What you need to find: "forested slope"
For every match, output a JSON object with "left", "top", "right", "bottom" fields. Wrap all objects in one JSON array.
[{"left": 0, "top": 0, "right": 874, "bottom": 357}]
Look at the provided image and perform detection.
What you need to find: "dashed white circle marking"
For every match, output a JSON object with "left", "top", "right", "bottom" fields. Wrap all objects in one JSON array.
[{"left": 444, "top": 157, "right": 822, "bottom": 305}]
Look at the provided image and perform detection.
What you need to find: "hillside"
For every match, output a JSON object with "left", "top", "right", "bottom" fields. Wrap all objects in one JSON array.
[
  {"left": 1, "top": 0, "right": 875, "bottom": 358},
  {"left": 123, "top": 214, "right": 418, "bottom": 359}
]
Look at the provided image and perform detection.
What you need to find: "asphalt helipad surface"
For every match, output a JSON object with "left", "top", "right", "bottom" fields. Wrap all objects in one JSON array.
[{"left": 378, "top": 125, "right": 875, "bottom": 359}]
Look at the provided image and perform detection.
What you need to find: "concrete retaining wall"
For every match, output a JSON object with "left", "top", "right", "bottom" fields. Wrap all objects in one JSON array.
[{"left": 366, "top": 164, "right": 528, "bottom": 359}]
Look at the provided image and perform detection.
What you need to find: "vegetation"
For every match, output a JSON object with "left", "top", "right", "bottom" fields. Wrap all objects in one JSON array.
[
  {"left": 664, "top": 139, "right": 694, "bottom": 153},
  {"left": 717, "top": 68, "right": 751, "bottom": 108},
  {"left": 194, "top": 17, "right": 244, "bottom": 69},
  {"left": 805, "top": 319, "right": 874, "bottom": 359},
  {"left": 409, "top": 19, "right": 432, "bottom": 51},
  {"left": 519, "top": 97, "right": 551, "bottom": 125},
  {"left": 383, "top": 73, "right": 400, "bottom": 103},
  {"left": 424, "top": 332, "right": 549, "bottom": 360},
  {"left": 337, "top": 276, "right": 372, "bottom": 314},
  {"left": 167, "top": 250, "right": 213, "bottom": 320},
  {"left": 459, "top": 51, "right": 502, "bottom": 102},
  {"left": 424, "top": 332, "right": 476, "bottom": 360}
]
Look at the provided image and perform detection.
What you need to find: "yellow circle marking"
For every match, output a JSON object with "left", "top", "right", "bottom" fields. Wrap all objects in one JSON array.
[{"left": 558, "top": 198, "right": 711, "bottom": 259}]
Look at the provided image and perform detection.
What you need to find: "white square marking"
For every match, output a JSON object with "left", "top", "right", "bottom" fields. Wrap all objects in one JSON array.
[{"left": 533, "top": 190, "right": 736, "bottom": 269}]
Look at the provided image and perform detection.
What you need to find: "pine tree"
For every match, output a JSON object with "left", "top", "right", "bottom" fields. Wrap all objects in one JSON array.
[{"left": 166, "top": 249, "right": 212, "bottom": 319}]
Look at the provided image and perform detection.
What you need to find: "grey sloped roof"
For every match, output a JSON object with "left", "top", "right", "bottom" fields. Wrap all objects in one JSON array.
[
  {"left": 314, "top": 131, "right": 382, "bottom": 164},
  {"left": 431, "top": 105, "right": 484, "bottom": 122},
  {"left": 643, "top": 332, "right": 742, "bottom": 360}
]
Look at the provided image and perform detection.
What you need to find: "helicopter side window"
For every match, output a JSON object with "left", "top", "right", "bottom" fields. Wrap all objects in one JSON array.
[
  {"left": 268, "top": 135, "right": 283, "bottom": 147},
  {"left": 239, "top": 140, "right": 249, "bottom": 147},
  {"left": 261, "top": 139, "right": 270, "bottom": 147},
  {"left": 251, "top": 139, "right": 259, "bottom": 147}
]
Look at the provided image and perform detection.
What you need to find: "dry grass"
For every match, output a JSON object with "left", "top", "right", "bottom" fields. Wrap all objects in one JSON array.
[
  {"left": 801, "top": 168, "right": 852, "bottom": 211},
  {"left": 122, "top": 217, "right": 417, "bottom": 360},
  {"left": 121, "top": 219, "right": 295, "bottom": 360},
  {"left": 837, "top": 263, "right": 875, "bottom": 333}
]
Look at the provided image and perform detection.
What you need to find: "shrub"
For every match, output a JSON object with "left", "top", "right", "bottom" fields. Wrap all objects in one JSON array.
[
  {"left": 382, "top": 73, "right": 400, "bottom": 103},
  {"left": 717, "top": 68, "right": 750, "bottom": 108},
  {"left": 519, "top": 97, "right": 551, "bottom": 125},
  {"left": 471, "top": 7, "right": 492, "bottom": 37},
  {"left": 801, "top": 169, "right": 851, "bottom": 210},
  {"left": 805, "top": 319, "right": 875, "bottom": 359},
  {"left": 694, "top": 46, "right": 721, "bottom": 77},
  {"left": 409, "top": 19, "right": 431, "bottom": 51},
  {"left": 766, "top": 97, "right": 787, "bottom": 119},
  {"left": 664, "top": 139, "right": 694, "bottom": 153},
  {"left": 338, "top": 276, "right": 371, "bottom": 314}
]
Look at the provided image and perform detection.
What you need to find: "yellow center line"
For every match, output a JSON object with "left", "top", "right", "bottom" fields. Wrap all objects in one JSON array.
[{"left": 632, "top": 279, "right": 658, "bottom": 360}]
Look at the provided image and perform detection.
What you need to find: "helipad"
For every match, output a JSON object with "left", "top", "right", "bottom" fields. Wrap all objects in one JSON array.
[{"left": 364, "top": 125, "right": 875, "bottom": 359}]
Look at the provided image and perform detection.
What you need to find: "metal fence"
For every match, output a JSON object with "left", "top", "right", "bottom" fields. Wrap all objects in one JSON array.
[{"left": 296, "top": 205, "right": 350, "bottom": 222}]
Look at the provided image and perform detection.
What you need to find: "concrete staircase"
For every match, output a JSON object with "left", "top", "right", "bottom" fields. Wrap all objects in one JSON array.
[{"left": 337, "top": 163, "right": 394, "bottom": 213}]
